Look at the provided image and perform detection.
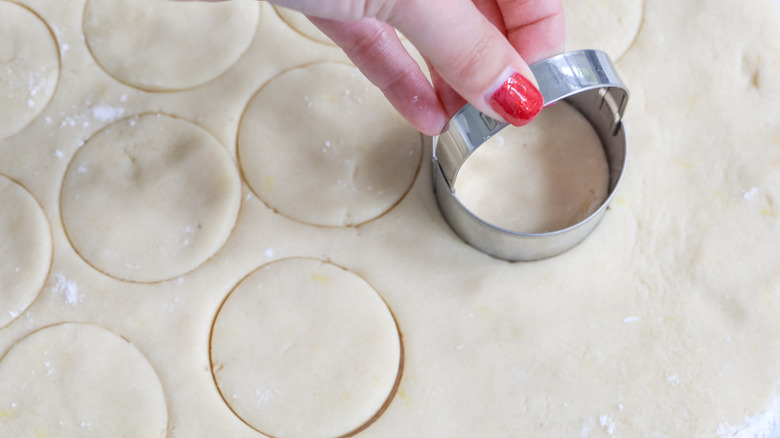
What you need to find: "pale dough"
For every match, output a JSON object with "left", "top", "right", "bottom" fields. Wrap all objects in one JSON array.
[
  {"left": 274, "top": 6, "right": 335, "bottom": 46},
  {"left": 0, "top": 323, "right": 168, "bottom": 437},
  {"left": 454, "top": 102, "right": 608, "bottom": 233},
  {"left": 561, "top": 0, "right": 644, "bottom": 60},
  {"left": 238, "top": 62, "right": 422, "bottom": 227},
  {"left": 61, "top": 114, "right": 241, "bottom": 283},
  {"left": 0, "top": 175, "right": 51, "bottom": 329},
  {"left": 211, "top": 258, "right": 401, "bottom": 438},
  {"left": 1, "top": 0, "right": 780, "bottom": 437},
  {"left": 0, "top": 0, "right": 59, "bottom": 140},
  {"left": 83, "top": 0, "right": 259, "bottom": 91}
]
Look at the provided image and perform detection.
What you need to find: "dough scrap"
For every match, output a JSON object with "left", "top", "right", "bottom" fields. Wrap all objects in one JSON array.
[
  {"left": 83, "top": 0, "right": 259, "bottom": 91},
  {"left": 61, "top": 114, "right": 241, "bottom": 283},
  {"left": 0, "top": 175, "right": 51, "bottom": 329},
  {"left": 0, "top": 0, "right": 59, "bottom": 140},
  {"left": 454, "top": 102, "right": 608, "bottom": 233},
  {"left": 238, "top": 62, "right": 422, "bottom": 227},
  {"left": 211, "top": 258, "right": 401, "bottom": 438},
  {"left": 0, "top": 323, "right": 168, "bottom": 437}
]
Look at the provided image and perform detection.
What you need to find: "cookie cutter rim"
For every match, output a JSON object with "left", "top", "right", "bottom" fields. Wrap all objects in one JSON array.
[{"left": 432, "top": 49, "right": 629, "bottom": 261}]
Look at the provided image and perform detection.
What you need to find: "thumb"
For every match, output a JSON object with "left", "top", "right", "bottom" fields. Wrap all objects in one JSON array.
[{"left": 380, "top": 0, "right": 544, "bottom": 126}]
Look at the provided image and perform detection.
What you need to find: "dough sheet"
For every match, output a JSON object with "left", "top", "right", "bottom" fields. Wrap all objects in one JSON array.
[{"left": 1, "top": 0, "right": 780, "bottom": 437}]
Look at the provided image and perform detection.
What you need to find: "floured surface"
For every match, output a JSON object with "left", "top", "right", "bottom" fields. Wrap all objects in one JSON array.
[{"left": 0, "top": 1, "right": 779, "bottom": 437}]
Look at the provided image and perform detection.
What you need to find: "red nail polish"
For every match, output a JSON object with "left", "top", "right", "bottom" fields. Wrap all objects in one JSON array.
[{"left": 488, "top": 72, "right": 543, "bottom": 126}]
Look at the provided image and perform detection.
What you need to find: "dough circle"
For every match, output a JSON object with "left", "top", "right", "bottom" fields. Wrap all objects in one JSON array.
[
  {"left": 0, "top": 1, "right": 59, "bottom": 140},
  {"left": 238, "top": 63, "right": 422, "bottom": 227},
  {"left": 454, "top": 102, "right": 609, "bottom": 234},
  {"left": 274, "top": 6, "right": 335, "bottom": 46},
  {"left": 211, "top": 258, "right": 402, "bottom": 438},
  {"left": 562, "top": 0, "right": 643, "bottom": 60},
  {"left": 0, "top": 323, "right": 168, "bottom": 437},
  {"left": 61, "top": 114, "right": 241, "bottom": 283},
  {"left": 83, "top": 0, "right": 259, "bottom": 91},
  {"left": 0, "top": 175, "right": 51, "bottom": 329}
]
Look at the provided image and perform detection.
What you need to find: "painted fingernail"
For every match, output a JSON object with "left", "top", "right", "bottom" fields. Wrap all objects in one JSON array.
[{"left": 488, "top": 72, "right": 543, "bottom": 126}]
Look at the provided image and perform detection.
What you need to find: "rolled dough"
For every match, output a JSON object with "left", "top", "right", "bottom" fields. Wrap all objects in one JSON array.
[
  {"left": 0, "top": 0, "right": 778, "bottom": 437},
  {"left": 0, "top": 175, "right": 51, "bottom": 329},
  {"left": 238, "top": 62, "right": 422, "bottom": 227},
  {"left": 61, "top": 114, "right": 241, "bottom": 283},
  {"left": 0, "top": 0, "right": 59, "bottom": 140},
  {"left": 83, "top": 0, "right": 259, "bottom": 91},
  {"left": 0, "top": 323, "right": 168, "bottom": 437},
  {"left": 211, "top": 258, "right": 401, "bottom": 438}
]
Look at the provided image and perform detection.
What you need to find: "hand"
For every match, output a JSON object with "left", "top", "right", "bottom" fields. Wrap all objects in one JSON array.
[{"left": 189, "top": 0, "right": 565, "bottom": 135}]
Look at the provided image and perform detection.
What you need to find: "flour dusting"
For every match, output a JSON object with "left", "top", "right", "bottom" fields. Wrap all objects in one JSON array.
[
  {"left": 51, "top": 273, "right": 82, "bottom": 305},
  {"left": 92, "top": 105, "right": 125, "bottom": 123},
  {"left": 717, "top": 384, "right": 780, "bottom": 438}
]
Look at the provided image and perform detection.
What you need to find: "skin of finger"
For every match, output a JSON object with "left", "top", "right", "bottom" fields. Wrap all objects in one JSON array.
[
  {"left": 425, "top": 60, "right": 467, "bottom": 118},
  {"left": 497, "top": 0, "right": 566, "bottom": 62},
  {"left": 382, "top": 0, "right": 537, "bottom": 121},
  {"left": 422, "top": 0, "right": 565, "bottom": 116},
  {"left": 311, "top": 17, "right": 448, "bottom": 135}
]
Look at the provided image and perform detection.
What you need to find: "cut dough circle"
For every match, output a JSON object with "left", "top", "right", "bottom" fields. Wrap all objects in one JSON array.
[
  {"left": 83, "top": 0, "right": 259, "bottom": 91},
  {"left": 238, "top": 63, "right": 422, "bottom": 227},
  {"left": 274, "top": 6, "right": 335, "bottom": 45},
  {"left": 0, "top": 175, "right": 51, "bottom": 328},
  {"left": 454, "top": 102, "right": 609, "bottom": 234},
  {"left": 61, "top": 114, "right": 241, "bottom": 283},
  {"left": 0, "top": 0, "right": 59, "bottom": 139},
  {"left": 0, "top": 323, "right": 168, "bottom": 437},
  {"left": 211, "top": 258, "right": 402, "bottom": 438},
  {"left": 562, "top": 0, "right": 643, "bottom": 61}
]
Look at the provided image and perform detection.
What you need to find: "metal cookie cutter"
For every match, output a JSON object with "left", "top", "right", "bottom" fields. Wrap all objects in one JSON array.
[{"left": 433, "top": 49, "right": 629, "bottom": 261}]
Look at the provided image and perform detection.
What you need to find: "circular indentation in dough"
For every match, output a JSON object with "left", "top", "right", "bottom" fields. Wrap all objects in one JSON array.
[
  {"left": 454, "top": 102, "right": 609, "bottom": 234},
  {"left": 0, "top": 175, "right": 52, "bottom": 329},
  {"left": 562, "top": 0, "right": 643, "bottom": 60},
  {"left": 0, "top": 323, "right": 168, "bottom": 437},
  {"left": 0, "top": 1, "right": 59, "bottom": 140},
  {"left": 274, "top": 6, "right": 335, "bottom": 46},
  {"left": 61, "top": 114, "right": 241, "bottom": 283},
  {"left": 211, "top": 258, "right": 402, "bottom": 438},
  {"left": 83, "top": 0, "right": 259, "bottom": 91},
  {"left": 238, "top": 63, "right": 422, "bottom": 227}
]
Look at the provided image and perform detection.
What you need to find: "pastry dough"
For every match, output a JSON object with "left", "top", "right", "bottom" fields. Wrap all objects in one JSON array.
[
  {"left": 0, "top": 1, "right": 58, "bottom": 140},
  {"left": 61, "top": 114, "right": 241, "bottom": 283},
  {"left": 83, "top": 0, "right": 259, "bottom": 91},
  {"left": 0, "top": 175, "right": 51, "bottom": 329},
  {"left": 238, "top": 62, "right": 422, "bottom": 227},
  {"left": 562, "top": 0, "right": 644, "bottom": 60},
  {"left": 0, "top": 323, "right": 167, "bottom": 437},
  {"left": 274, "top": 6, "right": 334, "bottom": 46},
  {"left": 211, "top": 258, "right": 401, "bottom": 438},
  {"left": 454, "top": 102, "right": 608, "bottom": 233},
  {"left": 0, "top": 0, "right": 779, "bottom": 437}
]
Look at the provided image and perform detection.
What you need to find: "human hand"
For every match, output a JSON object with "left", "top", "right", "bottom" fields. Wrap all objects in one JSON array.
[{"left": 185, "top": 0, "right": 565, "bottom": 135}]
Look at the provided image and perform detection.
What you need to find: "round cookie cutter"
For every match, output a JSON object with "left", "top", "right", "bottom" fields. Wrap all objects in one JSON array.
[{"left": 433, "top": 50, "right": 629, "bottom": 261}]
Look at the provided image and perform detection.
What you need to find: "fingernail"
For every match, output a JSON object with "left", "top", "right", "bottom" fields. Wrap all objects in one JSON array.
[{"left": 488, "top": 71, "right": 543, "bottom": 127}]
